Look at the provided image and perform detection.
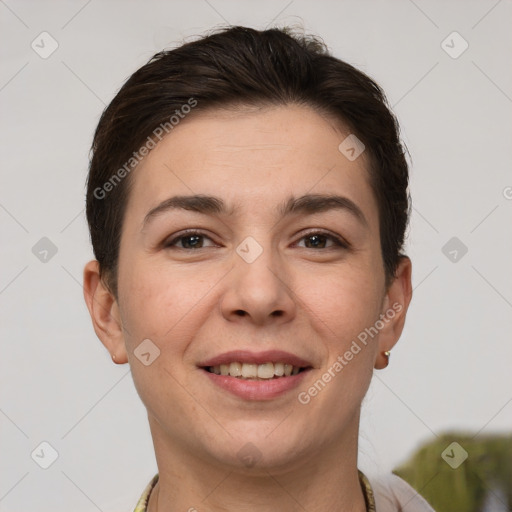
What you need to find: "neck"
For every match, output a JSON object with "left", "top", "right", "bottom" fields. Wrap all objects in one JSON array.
[{"left": 146, "top": 417, "right": 367, "bottom": 512}]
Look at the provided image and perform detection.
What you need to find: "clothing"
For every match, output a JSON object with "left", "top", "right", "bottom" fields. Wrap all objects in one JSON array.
[
  {"left": 370, "top": 473, "right": 436, "bottom": 512},
  {"left": 133, "top": 473, "right": 158, "bottom": 512},
  {"left": 133, "top": 470, "right": 434, "bottom": 511}
]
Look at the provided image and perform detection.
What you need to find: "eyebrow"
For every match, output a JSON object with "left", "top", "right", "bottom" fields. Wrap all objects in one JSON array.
[{"left": 142, "top": 193, "right": 368, "bottom": 230}]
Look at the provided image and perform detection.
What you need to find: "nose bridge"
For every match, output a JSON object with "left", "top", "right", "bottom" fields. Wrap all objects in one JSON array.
[
  {"left": 235, "top": 233, "right": 285, "bottom": 294},
  {"left": 222, "top": 233, "right": 296, "bottom": 323}
]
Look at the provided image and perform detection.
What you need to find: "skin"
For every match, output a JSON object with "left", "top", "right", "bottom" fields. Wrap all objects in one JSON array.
[{"left": 83, "top": 104, "right": 412, "bottom": 512}]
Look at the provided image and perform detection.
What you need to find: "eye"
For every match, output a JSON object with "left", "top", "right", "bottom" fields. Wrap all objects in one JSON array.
[
  {"left": 295, "top": 230, "right": 350, "bottom": 250},
  {"left": 163, "top": 229, "right": 349, "bottom": 251},
  {"left": 164, "top": 230, "right": 217, "bottom": 249}
]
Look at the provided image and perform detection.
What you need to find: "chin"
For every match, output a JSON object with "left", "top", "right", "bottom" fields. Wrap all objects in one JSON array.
[{"left": 202, "top": 426, "right": 313, "bottom": 474}]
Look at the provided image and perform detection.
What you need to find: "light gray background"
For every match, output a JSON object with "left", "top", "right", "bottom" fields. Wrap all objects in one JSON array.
[{"left": 1, "top": 1, "right": 511, "bottom": 510}]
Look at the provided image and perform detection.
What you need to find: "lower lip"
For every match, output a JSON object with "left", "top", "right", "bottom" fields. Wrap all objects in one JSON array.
[{"left": 202, "top": 368, "right": 311, "bottom": 400}]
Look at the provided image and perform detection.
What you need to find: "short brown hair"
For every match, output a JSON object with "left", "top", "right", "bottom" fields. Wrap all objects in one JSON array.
[{"left": 86, "top": 25, "right": 410, "bottom": 298}]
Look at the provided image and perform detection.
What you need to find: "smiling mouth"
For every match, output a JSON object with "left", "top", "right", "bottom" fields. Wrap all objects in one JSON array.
[{"left": 203, "top": 362, "right": 311, "bottom": 380}]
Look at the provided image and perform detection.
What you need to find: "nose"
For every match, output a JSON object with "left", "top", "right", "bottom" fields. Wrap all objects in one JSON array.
[{"left": 220, "top": 238, "right": 297, "bottom": 327}]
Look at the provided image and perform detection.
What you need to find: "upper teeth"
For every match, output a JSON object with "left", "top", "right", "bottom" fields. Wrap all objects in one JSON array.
[{"left": 208, "top": 362, "right": 302, "bottom": 379}]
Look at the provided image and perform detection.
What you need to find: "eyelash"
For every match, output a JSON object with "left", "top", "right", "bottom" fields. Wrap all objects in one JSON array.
[{"left": 163, "top": 229, "right": 350, "bottom": 250}]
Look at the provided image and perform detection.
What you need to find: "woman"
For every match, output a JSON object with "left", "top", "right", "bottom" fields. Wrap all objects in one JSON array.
[{"left": 83, "top": 25, "right": 434, "bottom": 511}]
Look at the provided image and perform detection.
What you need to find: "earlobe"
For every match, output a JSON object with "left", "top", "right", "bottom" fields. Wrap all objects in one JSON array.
[
  {"left": 83, "top": 260, "right": 128, "bottom": 364},
  {"left": 374, "top": 256, "right": 413, "bottom": 370},
  {"left": 374, "top": 350, "right": 390, "bottom": 370}
]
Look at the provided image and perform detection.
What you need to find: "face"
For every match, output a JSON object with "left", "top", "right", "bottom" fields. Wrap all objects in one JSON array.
[{"left": 87, "top": 104, "right": 411, "bottom": 473}]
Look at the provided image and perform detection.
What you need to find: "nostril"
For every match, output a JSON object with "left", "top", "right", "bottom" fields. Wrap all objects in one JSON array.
[{"left": 235, "top": 310, "right": 246, "bottom": 316}]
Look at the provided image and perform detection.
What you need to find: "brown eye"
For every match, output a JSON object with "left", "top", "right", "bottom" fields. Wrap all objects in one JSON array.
[
  {"left": 164, "top": 230, "right": 216, "bottom": 249},
  {"left": 296, "top": 231, "right": 349, "bottom": 250},
  {"left": 303, "top": 234, "right": 329, "bottom": 249}
]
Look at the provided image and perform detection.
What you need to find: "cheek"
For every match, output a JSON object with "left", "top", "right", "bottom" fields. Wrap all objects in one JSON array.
[
  {"left": 297, "top": 263, "right": 383, "bottom": 341},
  {"left": 117, "top": 259, "right": 216, "bottom": 348},
  {"left": 299, "top": 271, "right": 380, "bottom": 409},
  {"left": 117, "top": 265, "right": 200, "bottom": 414}
]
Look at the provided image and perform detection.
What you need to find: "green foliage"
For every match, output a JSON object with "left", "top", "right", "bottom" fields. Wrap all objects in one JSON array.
[{"left": 393, "top": 432, "right": 512, "bottom": 512}]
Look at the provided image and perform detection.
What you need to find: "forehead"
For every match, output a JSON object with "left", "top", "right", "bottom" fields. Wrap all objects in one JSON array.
[{"left": 123, "top": 104, "right": 379, "bottom": 231}]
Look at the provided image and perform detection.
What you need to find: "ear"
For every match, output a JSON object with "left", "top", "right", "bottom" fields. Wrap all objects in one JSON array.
[
  {"left": 83, "top": 260, "right": 128, "bottom": 364},
  {"left": 374, "top": 256, "right": 413, "bottom": 370}
]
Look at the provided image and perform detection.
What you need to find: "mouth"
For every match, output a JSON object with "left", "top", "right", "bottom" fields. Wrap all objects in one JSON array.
[
  {"left": 204, "top": 362, "right": 310, "bottom": 380},
  {"left": 197, "top": 350, "right": 313, "bottom": 400}
]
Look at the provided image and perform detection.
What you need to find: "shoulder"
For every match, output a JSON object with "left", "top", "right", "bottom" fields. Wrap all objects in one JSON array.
[{"left": 367, "top": 473, "right": 436, "bottom": 512}]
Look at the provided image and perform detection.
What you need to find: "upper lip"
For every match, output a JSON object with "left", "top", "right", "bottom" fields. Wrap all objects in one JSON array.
[{"left": 198, "top": 350, "right": 313, "bottom": 368}]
